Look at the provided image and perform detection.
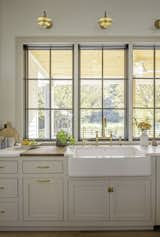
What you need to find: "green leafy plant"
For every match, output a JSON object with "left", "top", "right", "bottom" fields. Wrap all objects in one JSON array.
[{"left": 56, "top": 130, "right": 75, "bottom": 146}]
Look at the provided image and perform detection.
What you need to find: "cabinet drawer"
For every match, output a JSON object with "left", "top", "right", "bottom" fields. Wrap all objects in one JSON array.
[
  {"left": 0, "top": 201, "right": 18, "bottom": 221},
  {"left": 23, "top": 160, "right": 64, "bottom": 173},
  {"left": 0, "top": 179, "right": 17, "bottom": 197},
  {"left": 0, "top": 161, "right": 17, "bottom": 173}
]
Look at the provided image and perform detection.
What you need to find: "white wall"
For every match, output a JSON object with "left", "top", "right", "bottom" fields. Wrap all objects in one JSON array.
[{"left": 0, "top": 0, "right": 160, "bottom": 128}]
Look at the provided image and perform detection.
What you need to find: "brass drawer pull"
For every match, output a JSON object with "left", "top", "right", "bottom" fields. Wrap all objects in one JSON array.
[
  {"left": 0, "top": 187, "right": 5, "bottom": 190},
  {"left": 108, "top": 187, "right": 114, "bottom": 193},
  {"left": 37, "top": 166, "right": 50, "bottom": 169},
  {"left": 0, "top": 166, "right": 5, "bottom": 169},
  {"left": 0, "top": 210, "right": 5, "bottom": 214},
  {"left": 37, "top": 179, "right": 51, "bottom": 183}
]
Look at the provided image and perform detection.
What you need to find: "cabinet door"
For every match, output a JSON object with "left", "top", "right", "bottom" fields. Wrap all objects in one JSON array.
[
  {"left": 69, "top": 179, "right": 109, "bottom": 221},
  {"left": 110, "top": 179, "right": 152, "bottom": 221},
  {"left": 23, "top": 177, "right": 64, "bottom": 221},
  {"left": 156, "top": 157, "right": 160, "bottom": 225}
]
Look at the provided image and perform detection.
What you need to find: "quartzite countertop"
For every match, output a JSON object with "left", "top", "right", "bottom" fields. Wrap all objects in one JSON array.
[{"left": 1, "top": 144, "right": 160, "bottom": 158}]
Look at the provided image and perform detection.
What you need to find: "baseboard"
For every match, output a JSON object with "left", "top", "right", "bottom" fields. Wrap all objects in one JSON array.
[{"left": 0, "top": 226, "right": 154, "bottom": 231}]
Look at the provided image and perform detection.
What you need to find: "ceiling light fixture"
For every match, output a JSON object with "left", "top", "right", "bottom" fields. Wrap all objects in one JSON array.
[
  {"left": 37, "top": 10, "right": 53, "bottom": 29},
  {"left": 98, "top": 11, "right": 112, "bottom": 29}
]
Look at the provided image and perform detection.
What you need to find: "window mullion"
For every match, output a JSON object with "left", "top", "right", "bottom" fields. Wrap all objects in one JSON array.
[
  {"left": 74, "top": 43, "right": 79, "bottom": 142},
  {"left": 128, "top": 43, "right": 133, "bottom": 141},
  {"left": 49, "top": 48, "right": 52, "bottom": 139}
]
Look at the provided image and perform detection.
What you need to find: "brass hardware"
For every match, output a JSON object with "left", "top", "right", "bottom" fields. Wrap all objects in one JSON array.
[
  {"left": 96, "top": 131, "right": 99, "bottom": 145},
  {"left": 98, "top": 11, "right": 112, "bottom": 29},
  {"left": 37, "top": 166, "right": 50, "bottom": 169},
  {"left": 37, "top": 179, "right": 51, "bottom": 183},
  {"left": 109, "top": 131, "right": 113, "bottom": 145},
  {"left": 82, "top": 127, "right": 86, "bottom": 145},
  {"left": 37, "top": 10, "right": 53, "bottom": 29},
  {"left": 0, "top": 210, "right": 5, "bottom": 214},
  {"left": 0, "top": 166, "right": 5, "bottom": 169},
  {"left": 154, "top": 19, "right": 160, "bottom": 29},
  {"left": 119, "top": 136, "right": 122, "bottom": 145},
  {"left": 108, "top": 187, "right": 114, "bottom": 193},
  {"left": 0, "top": 187, "right": 5, "bottom": 190},
  {"left": 152, "top": 138, "right": 158, "bottom": 146}
]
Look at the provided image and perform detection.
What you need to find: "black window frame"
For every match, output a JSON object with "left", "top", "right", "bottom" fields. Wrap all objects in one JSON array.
[{"left": 24, "top": 45, "right": 74, "bottom": 140}]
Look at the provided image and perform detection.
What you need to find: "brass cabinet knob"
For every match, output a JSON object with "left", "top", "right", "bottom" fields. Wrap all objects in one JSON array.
[
  {"left": 37, "top": 179, "right": 51, "bottom": 183},
  {"left": 108, "top": 187, "right": 114, "bottom": 193},
  {"left": 0, "top": 210, "right": 5, "bottom": 214},
  {"left": 37, "top": 166, "right": 50, "bottom": 169}
]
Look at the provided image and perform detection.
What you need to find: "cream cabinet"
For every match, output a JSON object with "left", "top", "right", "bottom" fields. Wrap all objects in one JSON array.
[
  {"left": 0, "top": 160, "right": 19, "bottom": 223},
  {"left": 0, "top": 154, "right": 155, "bottom": 230},
  {"left": 23, "top": 176, "right": 64, "bottom": 221},
  {"left": 69, "top": 179, "right": 109, "bottom": 221},
  {"left": 110, "top": 179, "right": 152, "bottom": 221},
  {"left": 156, "top": 157, "right": 160, "bottom": 225},
  {"left": 69, "top": 177, "right": 153, "bottom": 224}
]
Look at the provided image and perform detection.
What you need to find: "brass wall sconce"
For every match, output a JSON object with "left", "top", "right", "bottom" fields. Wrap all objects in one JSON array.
[
  {"left": 154, "top": 19, "right": 160, "bottom": 29},
  {"left": 37, "top": 10, "right": 53, "bottom": 29},
  {"left": 98, "top": 11, "right": 112, "bottom": 29}
]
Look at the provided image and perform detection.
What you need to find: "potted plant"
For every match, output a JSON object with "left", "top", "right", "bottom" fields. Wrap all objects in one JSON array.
[{"left": 56, "top": 130, "right": 75, "bottom": 147}]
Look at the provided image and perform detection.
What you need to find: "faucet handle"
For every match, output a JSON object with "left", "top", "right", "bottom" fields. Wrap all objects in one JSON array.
[
  {"left": 96, "top": 131, "right": 99, "bottom": 145},
  {"left": 119, "top": 136, "right": 122, "bottom": 145}
]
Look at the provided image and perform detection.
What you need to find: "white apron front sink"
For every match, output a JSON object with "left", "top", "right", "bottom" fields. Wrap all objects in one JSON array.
[{"left": 67, "top": 146, "right": 151, "bottom": 177}]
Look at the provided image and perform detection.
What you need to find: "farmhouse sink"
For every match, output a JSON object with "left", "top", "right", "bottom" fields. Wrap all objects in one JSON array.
[{"left": 67, "top": 146, "right": 151, "bottom": 177}]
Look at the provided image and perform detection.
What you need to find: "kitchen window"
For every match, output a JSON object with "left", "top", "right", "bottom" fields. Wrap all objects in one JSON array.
[
  {"left": 132, "top": 46, "right": 160, "bottom": 139},
  {"left": 24, "top": 45, "right": 74, "bottom": 139},
  {"left": 79, "top": 45, "right": 128, "bottom": 140},
  {"left": 24, "top": 42, "right": 160, "bottom": 141}
]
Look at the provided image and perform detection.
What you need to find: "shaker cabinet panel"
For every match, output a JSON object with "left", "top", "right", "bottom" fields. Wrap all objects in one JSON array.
[
  {"left": 110, "top": 179, "right": 152, "bottom": 221},
  {"left": 23, "top": 177, "right": 64, "bottom": 221},
  {"left": 69, "top": 179, "right": 109, "bottom": 221}
]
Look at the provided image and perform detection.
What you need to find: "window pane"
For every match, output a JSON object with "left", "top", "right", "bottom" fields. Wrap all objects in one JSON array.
[
  {"left": 51, "top": 80, "right": 72, "bottom": 109},
  {"left": 155, "top": 110, "right": 160, "bottom": 138},
  {"left": 156, "top": 80, "right": 160, "bottom": 107},
  {"left": 80, "top": 50, "right": 102, "bottom": 78},
  {"left": 51, "top": 50, "right": 72, "bottom": 79},
  {"left": 156, "top": 50, "right": 160, "bottom": 78},
  {"left": 51, "top": 110, "right": 72, "bottom": 138},
  {"left": 133, "top": 109, "right": 153, "bottom": 137},
  {"left": 103, "top": 50, "right": 125, "bottom": 78},
  {"left": 103, "top": 80, "right": 124, "bottom": 108},
  {"left": 133, "top": 79, "right": 153, "bottom": 108},
  {"left": 80, "top": 109, "right": 102, "bottom": 138},
  {"left": 133, "top": 50, "right": 153, "bottom": 78},
  {"left": 28, "top": 110, "right": 50, "bottom": 139},
  {"left": 81, "top": 80, "right": 102, "bottom": 108},
  {"left": 28, "top": 50, "right": 49, "bottom": 79},
  {"left": 28, "top": 80, "right": 49, "bottom": 108},
  {"left": 103, "top": 110, "right": 125, "bottom": 138}
]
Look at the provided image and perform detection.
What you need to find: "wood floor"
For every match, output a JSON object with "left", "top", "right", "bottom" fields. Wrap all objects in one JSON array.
[{"left": 0, "top": 231, "right": 159, "bottom": 237}]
